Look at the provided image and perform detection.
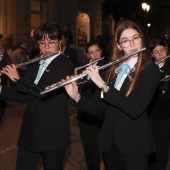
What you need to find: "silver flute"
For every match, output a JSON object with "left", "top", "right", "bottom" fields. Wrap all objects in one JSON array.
[
  {"left": 156, "top": 55, "right": 170, "bottom": 65},
  {"left": 40, "top": 47, "right": 146, "bottom": 95},
  {"left": 157, "top": 55, "right": 170, "bottom": 82},
  {"left": 15, "top": 51, "right": 60, "bottom": 68},
  {"left": 75, "top": 57, "right": 104, "bottom": 71}
]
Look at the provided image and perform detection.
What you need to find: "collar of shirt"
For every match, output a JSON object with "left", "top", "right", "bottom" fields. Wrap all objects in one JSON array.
[
  {"left": 44, "top": 51, "right": 61, "bottom": 66},
  {"left": 114, "top": 56, "right": 138, "bottom": 91},
  {"left": 157, "top": 62, "right": 164, "bottom": 69},
  {"left": 34, "top": 52, "right": 61, "bottom": 84},
  {"left": 125, "top": 56, "right": 138, "bottom": 70}
]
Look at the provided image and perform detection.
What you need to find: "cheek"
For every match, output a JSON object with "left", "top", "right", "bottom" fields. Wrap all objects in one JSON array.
[
  {"left": 164, "top": 51, "right": 168, "bottom": 56},
  {"left": 51, "top": 46, "right": 60, "bottom": 52}
]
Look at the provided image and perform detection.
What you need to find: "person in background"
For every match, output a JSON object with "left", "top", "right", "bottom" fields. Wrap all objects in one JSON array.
[
  {"left": 0, "top": 23, "right": 74, "bottom": 170},
  {"left": 4, "top": 33, "right": 14, "bottom": 55},
  {"left": 65, "top": 20, "right": 160, "bottom": 170},
  {"left": 77, "top": 40, "right": 107, "bottom": 170},
  {"left": 148, "top": 38, "right": 170, "bottom": 170},
  {"left": 28, "top": 43, "right": 40, "bottom": 60},
  {"left": 9, "top": 42, "right": 30, "bottom": 78},
  {"left": 0, "top": 39, "right": 13, "bottom": 122},
  {"left": 9, "top": 42, "right": 30, "bottom": 64},
  {"left": 61, "top": 31, "right": 78, "bottom": 67},
  {"left": 63, "top": 24, "right": 73, "bottom": 45}
]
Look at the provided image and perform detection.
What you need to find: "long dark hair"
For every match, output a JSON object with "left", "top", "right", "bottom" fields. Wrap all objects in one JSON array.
[{"left": 108, "top": 20, "right": 149, "bottom": 96}]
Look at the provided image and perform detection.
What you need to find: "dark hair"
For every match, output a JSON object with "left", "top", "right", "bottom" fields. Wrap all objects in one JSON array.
[
  {"left": 84, "top": 41, "right": 101, "bottom": 53},
  {"left": 36, "top": 23, "right": 61, "bottom": 41},
  {"left": 61, "top": 31, "right": 68, "bottom": 40},
  {"left": 148, "top": 38, "right": 167, "bottom": 52}
]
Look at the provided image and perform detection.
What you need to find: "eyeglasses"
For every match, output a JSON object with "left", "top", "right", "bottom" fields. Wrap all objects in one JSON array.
[
  {"left": 119, "top": 36, "right": 142, "bottom": 48},
  {"left": 38, "top": 40, "right": 58, "bottom": 48},
  {"left": 152, "top": 47, "right": 167, "bottom": 55}
]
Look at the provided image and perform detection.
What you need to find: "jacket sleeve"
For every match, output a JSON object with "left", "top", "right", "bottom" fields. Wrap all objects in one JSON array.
[
  {"left": 71, "top": 89, "right": 107, "bottom": 120},
  {"left": 0, "top": 85, "right": 27, "bottom": 103}
]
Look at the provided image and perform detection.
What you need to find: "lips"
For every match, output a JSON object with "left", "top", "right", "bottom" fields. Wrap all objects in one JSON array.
[
  {"left": 130, "top": 49, "right": 138, "bottom": 53},
  {"left": 44, "top": 51, "right": 52, "bottom": 55}
]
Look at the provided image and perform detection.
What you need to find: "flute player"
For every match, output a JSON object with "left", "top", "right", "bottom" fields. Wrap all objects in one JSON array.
[
  {"left": 0, "top": 23, "right": 74, "bottom": 170},
  {"left": 65, "top": 20, "right": 160, "bottom": 170}
]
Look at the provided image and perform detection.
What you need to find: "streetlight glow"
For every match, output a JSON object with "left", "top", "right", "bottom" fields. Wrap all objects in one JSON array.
[
  {"left": 141, "top": 3, "right": 150, "bottom": 12},
  {"left": 147, "top": 23, "right": 151, "bottom": 27}
]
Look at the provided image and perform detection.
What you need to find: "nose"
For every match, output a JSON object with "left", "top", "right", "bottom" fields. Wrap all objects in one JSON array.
[
  {"left": 129, "top": 40, "right": 135, "bottom": 47},
  {"left": 94, "top": 52, "right": 98, "bottom": 57},
  {"left": 158, "top": 50, "right": 163, "bottom": 56},
  {"left": 44, "top": 44, "right": 50, "bottom": 49}
]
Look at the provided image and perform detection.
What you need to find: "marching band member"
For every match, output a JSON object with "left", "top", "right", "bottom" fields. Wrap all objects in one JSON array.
[
  {"left": 65, "top": 20, "right": 160, "bottom": 170},
  {"left": 148, "top": 38, "right": 170, "bottom": 170},
  {"left": 0, "top": 23, "right": 74, "bottom": 170},
  {"left": 0, "top": 39, "right": 12, "bottom": 122},
  {"left": 77, "top": 40, "right": 106, "bottom": 170}
]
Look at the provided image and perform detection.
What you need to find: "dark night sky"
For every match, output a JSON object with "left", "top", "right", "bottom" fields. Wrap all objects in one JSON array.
[
  {"left": 103, "top": 0, "right": 170, "bottom": 21},
  {"left": 103, "top": 0, "right": 152, "bottom": 22}
]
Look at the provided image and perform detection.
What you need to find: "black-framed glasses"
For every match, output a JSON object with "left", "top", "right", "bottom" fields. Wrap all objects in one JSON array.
[
  {"left": 38, "top": 40, "right": 59, "bottom": 48},
  {"left": 119, "top": 36, "right": 142, "bottom": 48},
  {"left": 152, "top": 47, "right": 167, "bottom": 55}
]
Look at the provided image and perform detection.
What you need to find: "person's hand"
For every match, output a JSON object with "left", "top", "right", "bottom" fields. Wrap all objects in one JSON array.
[
  {"left": 1, "top": 64, "right": 20, "bottom": 82},
  {"left": 64, "top": 76, "right": 80, "bottom": 102},
  {"left": 84, "top": 65, "right": 105, "bottom": 89}
]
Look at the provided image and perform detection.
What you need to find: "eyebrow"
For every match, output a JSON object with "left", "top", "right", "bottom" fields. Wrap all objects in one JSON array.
[{"left": 121, "top": 34, "right": 140, "bottom": 41}]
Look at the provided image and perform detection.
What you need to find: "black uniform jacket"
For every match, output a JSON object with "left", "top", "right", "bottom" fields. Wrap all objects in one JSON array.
[
  {"left": 77, "top": 58, "right": 108, "bottom": 124},
  {"left": 149, "top": 58, "right": 170, "bottom": 120},
  {"left": 0, "top": 54, "right": 74, "bottom": 152},
  {"left": 72, "top": 63, "right": 160, "bottom": 155},
  {"left": 63, "top": 46, "right": 78, "bottom": 67},
  {"left": 0, "top": 52, "right": 12, "bottom": 84}
]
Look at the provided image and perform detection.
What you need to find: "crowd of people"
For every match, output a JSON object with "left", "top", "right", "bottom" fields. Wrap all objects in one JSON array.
[{"left": 0, "top": 20, "right": 170, "bottom": 170}]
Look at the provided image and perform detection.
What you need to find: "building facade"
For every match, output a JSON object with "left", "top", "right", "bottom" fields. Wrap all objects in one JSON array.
[{"left": 0, "top": 0, "right": 104, "bottom": 45}]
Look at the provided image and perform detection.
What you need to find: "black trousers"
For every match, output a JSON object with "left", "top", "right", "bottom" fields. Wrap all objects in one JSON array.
[
  {"left": 0, "top": 100, "right": 6, "bottom": 122},
  {"left": 16, "top": 147, "right": 66, "bottom": 170},
  {"left": 149, "top": 118, "right": 170, "bottom": 170},
  {"left": 79, "top": 120, "right": 102, "bottom": 170},
  {"left": 102, "top": 141, "right": 148, "bottom": 170}
]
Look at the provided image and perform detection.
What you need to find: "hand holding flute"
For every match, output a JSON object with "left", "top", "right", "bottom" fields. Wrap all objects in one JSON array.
[
  {"left": 1, "top": 64, "right": 20, "bottom": 82},
  {"left": 84, "top": 65, "right": 105, "bottom": 88},
  {"left": 65, "top": 64, "right": 105, "bottom": 101},
  {"left": 65, "top": 76, "right": 80, "bottom": 102}
]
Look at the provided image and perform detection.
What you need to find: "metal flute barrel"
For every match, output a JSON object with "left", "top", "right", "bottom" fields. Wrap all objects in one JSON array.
[
  {"left": 15, "top": 51, "right": 60, "bottom": 68},
  {"left": 42, "top": 73, "right": 88, "bottom": 94},
  {"left": 40, "top": 47, "right": 146, "bottom": 95},
  {"left": 98, "top": 47, "right": 146, "bottom": 71},
  {"left": 157, "top": 55, "right": 170, "bottom": 83},
  {"left": 156, "top": 55, "right": 170, "bottom": 65},
  {"left": 75, "top": 57, "right": 104, "bottom": 71}
]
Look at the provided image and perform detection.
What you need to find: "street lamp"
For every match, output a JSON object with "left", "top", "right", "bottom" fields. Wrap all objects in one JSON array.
[
  {"left": 141, "top": 3, "right": 151, "bottom": 40},
  {"left": 147, "top": 23, "right": 151, "bottom": 27},
  {"left": 141, "top": 3, "right": 150, "bottom": 12}
]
